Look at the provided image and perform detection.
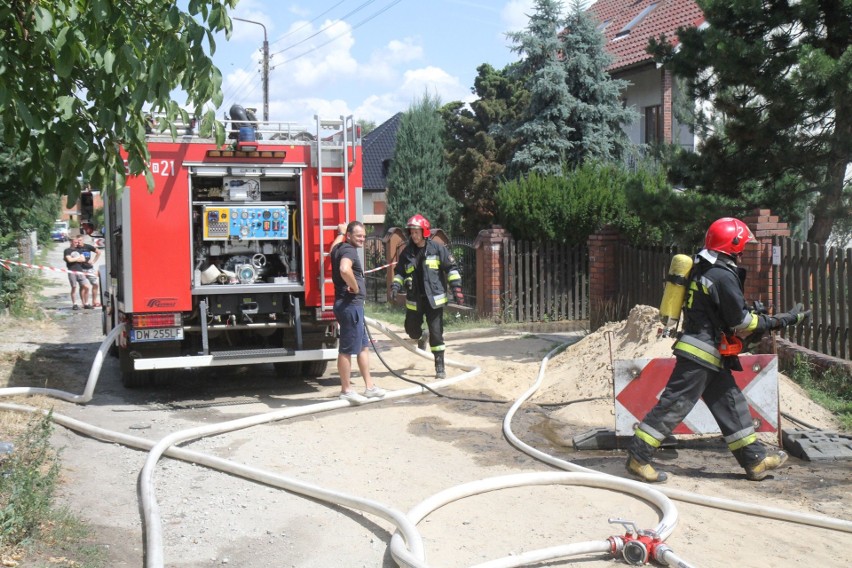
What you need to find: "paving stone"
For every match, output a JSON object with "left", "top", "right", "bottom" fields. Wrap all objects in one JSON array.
[{"left": 782, "top": 429, "right": 852, "bottom": 461}]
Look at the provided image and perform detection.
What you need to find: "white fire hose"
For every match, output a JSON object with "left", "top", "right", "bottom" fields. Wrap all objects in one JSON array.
[{"left": 2, "top": 319, "right": 850, "bottom": 568}]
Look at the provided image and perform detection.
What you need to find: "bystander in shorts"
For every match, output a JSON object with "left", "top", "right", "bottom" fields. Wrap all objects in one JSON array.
[
  {"left": 334, "top": 301, "right": 369, "bottom": 356},
  {"left": 67, "top": 271, "right": 93, "bottom": 289}
]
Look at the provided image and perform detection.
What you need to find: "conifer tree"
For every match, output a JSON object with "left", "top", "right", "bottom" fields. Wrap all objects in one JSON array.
[
  {"left": 651, "top": 0, "right": 852, "bottom": 244},
  {"left": 506, "top": 0, "right": 635, "bottom": 177},
  {"left": 385, "top": 93, "right": 458, "bottom": 233},
  {"left": 441, "top": 63, "right": 527, "bottom": 235}
]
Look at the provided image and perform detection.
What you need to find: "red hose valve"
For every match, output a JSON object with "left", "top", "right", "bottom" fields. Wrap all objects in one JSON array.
[{"left": 608, "top": 518, "right": 665, "bottom": 565}]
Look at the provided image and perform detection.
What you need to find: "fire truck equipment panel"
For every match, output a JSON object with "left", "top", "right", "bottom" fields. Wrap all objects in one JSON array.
[{"left": 203, "top": 205, "right": 289, "bottom": 240}]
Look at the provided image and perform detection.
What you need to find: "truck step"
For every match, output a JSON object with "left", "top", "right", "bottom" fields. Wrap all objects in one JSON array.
[{"left": 209, "top": 347, "right": 295, "bottom": 360}]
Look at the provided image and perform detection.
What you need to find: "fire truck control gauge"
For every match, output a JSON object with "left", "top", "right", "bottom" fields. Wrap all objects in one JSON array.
[{"left": 202, "top": 205, "right": 289, "bottom": 240}]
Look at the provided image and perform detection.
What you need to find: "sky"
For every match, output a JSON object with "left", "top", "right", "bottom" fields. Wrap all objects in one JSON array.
[{"left": 210, "top": 0, "right": 542, "bottom": 128}]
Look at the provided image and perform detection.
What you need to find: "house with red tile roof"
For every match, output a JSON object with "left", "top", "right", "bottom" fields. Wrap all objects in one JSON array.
[{"left": 588, "top": 0, "right": 704, "bottom": 149}]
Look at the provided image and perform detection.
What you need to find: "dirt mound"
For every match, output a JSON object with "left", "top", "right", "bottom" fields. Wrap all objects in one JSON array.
[{"left": 534, "top": 304, "right": 841, "bottom": 431}]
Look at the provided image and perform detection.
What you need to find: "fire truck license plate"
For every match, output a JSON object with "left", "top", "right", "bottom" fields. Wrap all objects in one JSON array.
[{"left": 131, "top": 328, "right": 184, "bottom": 342}]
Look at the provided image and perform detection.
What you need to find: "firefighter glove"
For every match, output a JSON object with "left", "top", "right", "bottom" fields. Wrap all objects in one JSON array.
[
  {"left": 774, "top": 303, "right": 810, "bottom": 327},
  {"left": 452, "top": 286, "right": 464, "bottom": 306},
  {"left": 404, "top": 277, "right": 413, "bottom": 293},
  {"left": 751, "top": 300, "right": 767, "bottom": 315},
  {"left": 390, "top": 283, "right": 401, "bottom": 301}
]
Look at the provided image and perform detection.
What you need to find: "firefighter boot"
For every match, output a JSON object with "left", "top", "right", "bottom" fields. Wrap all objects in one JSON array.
[
  {"left": 625, "top": 456, "right": 668, "bottom": 484},
  {"left": 434, "top": 351, "right": 446, "bottom": 379},
  {"left": 745, "top": 450, "right": 788, "bottom": 481},
  {"left": 417, "top": 329, "right": 429, "bottom": 351}
]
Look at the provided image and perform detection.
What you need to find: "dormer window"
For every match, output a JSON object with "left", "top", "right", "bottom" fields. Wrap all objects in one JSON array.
[{"left": 614, "top": 2, "right": 658, "bottom": 39}]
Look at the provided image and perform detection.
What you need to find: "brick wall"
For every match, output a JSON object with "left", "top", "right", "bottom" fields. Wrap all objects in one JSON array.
[
  {"left": 662, "top": 68, "right": 673, "bottom": 144},
  {"left": 741, "top": 209, "right": 790, "bottom": 312},
  {"left": 588, "top": 226, "right": 624, "bottom": 330},
  {"left": 473, "top": 226, "right": 509, "bottom": 321}
]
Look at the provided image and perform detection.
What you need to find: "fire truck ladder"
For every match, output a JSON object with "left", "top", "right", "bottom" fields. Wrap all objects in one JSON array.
[{"left": 316, "top": 115, "right": 355, "bottom": 313}]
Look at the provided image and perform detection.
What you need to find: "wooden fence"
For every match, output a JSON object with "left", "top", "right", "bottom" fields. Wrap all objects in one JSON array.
[
  {"left": 502, "top": 240, "right": 588, "bottom": 323},
  {"left": 775, "top": 237, "right": 851, "bottom": 360},
  {"left": 615, "top": 244, "right": 683, "bottom": 323}
]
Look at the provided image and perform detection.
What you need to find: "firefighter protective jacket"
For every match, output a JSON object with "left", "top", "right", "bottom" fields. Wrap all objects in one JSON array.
[
  {"left": 673, "top": 249, "right": 775, "bottom": 370},
  {"left": 393, "top": 238, "right": 462, "bottom": 310}
]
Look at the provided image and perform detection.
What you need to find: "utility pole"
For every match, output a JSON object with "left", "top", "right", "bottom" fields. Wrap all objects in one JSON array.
[{"left": 233, "top": 17, "right": 269, "bottom": 122}]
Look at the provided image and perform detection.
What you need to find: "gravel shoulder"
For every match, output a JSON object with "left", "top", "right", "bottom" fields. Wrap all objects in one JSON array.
[{"left": 1, "top": 243, "right": 850, "bottom": 568}]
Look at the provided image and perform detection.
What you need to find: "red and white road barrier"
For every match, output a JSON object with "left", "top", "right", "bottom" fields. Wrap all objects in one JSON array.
[{"left": 0, "top": 258, "right": 90, "bottom": 277}]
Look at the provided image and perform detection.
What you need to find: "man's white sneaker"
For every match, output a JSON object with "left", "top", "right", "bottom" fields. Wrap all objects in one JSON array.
[
  {"left": 364, "top": 386, "right": 386, "bottom": 399},
  {"left": 339, "top": 391, "right": 368, "bottom": 404}
]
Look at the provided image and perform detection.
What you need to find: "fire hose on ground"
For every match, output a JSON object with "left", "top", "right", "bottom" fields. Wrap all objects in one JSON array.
[{"left": 1, "top": 319, "right": 851, "bottom": 567}]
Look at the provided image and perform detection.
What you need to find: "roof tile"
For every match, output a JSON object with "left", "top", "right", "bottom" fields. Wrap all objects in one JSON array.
[{"left": 587, "top": 0, "right": 704, "bottom": 72}]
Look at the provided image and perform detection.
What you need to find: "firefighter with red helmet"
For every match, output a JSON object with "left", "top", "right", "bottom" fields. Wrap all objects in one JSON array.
[
  {"left": 626, "top": 217, "right": 810, "bottom": 484},
  {"left": 390, "top": 214, "right": 463, "bottom": 379}
]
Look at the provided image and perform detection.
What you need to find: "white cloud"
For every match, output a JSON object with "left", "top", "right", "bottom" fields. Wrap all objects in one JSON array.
[
  {"left": 399, "top": 66, "right": 469, "bottom": 106},
  {"left": 288, "top": 4, "right": 311, "bottom": 18},
  {"left": 266, "top": 19, "right": 358, "bottom": 93},
  {"left": 230, "top": 1, "right": 275, "bottom": 43},
  {"left": 501, "top": 0, "right": 534, "bottom": 32},
  {"left": 360, "top": 37, "right": 424, "bottom": 82}
]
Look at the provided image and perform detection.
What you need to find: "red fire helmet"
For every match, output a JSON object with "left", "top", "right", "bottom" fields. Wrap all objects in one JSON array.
[
  {"left": 704, "top": 217, "right": 754, "bottom": 256},
  {"left": 406, "top": 214, "right": 431, "bottom": 238}
]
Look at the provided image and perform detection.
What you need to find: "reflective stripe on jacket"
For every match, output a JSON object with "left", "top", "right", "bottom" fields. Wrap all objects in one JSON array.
[
  {"left": 393, "top": 238, "right": 461, "bottom": 310},
  {"left": 674, "top": 250, "right": 751, "bottom": 370}
]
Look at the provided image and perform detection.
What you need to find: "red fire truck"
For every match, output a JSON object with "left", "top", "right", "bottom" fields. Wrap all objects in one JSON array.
[{"left": 102, "top": 109, "right": 361, "bottom": 387}]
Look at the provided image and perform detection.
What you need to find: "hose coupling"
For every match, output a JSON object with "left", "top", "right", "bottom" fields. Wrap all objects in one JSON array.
[
  {"left": 608, "top": 518, "right": 664, "bottom": 566},
  {"left": 607, "top": 535, "right": 624, "bottom": 557}
]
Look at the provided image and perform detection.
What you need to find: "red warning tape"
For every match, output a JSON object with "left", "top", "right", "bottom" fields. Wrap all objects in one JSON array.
[
  {"left": 364, "top": 261, "right": 397, "bottom": 274},
  {"left": 0, "top": 258, "right": 91, "bottom": 277}
]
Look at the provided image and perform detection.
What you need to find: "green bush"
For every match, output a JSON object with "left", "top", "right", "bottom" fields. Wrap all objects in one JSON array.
[
  {"left": 0, "top": 412, "right": 61, "bottom": 549},
  {"left": 788, "top": 356, "right": 852, "bottom": 431},
  {"left": 496, "top": 161, "right": 636, "bottom": 245},
  {"left": 0, "top": 241, "right": 46, "bottom": 318}
]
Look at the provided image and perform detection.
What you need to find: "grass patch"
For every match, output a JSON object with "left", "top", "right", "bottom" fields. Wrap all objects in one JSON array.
[
  {"left": 1, "top": 412, "right": 61, "bottom": 551},
  {"left": 0, "top": 412, "right": 104, "bottom": 568},
  {"left": 788, "top": 355, "right": 852, "bottom": 431},
  {"left": 365, "top": 300, "right": 491, "bottom": 333}
]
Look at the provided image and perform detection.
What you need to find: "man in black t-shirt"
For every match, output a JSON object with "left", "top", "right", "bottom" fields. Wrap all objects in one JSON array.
[
  {"left": 64, "top": 234, "right": 101, "bottom": 310},
  {"left": 330, "top": 221, "right": 386, "bottom": 404}
]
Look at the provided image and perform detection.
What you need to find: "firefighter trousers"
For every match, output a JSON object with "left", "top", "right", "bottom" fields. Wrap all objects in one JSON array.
[
  {"left": 404, "top": 296, "right": 445, "bottom": 353},
  {"left": 628, "top": 356, "right": 766, "bottom": 468}
]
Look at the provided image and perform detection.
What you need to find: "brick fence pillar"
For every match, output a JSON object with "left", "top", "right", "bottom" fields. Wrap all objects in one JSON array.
[
  {"left": 741, "top": 209, "right": 790, "bottom": 312},
  {"left": 662, "top": 68, "right": 673, "bottom": 143},
  {"left": 588, "top": 225, "right": 624, "bottom": 330},
  {"left": 474, "top": 225, "right": 509, "bottom": 321}
]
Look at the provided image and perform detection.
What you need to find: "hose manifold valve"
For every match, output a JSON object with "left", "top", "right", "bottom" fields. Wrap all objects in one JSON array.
[{"left": 608, "top": 518, "right": 664, "bottom": 565}]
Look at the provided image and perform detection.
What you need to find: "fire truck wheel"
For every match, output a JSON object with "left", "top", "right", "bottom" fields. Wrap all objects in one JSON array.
[
  {"left": 304, "top": 361, "right": 328, "bottom": 377},
  {"left": 272, "top": 361, "right": 303, "bottom": 378},
  {"left": 121, "top": 369, "right": 156, "bottom": 388}
]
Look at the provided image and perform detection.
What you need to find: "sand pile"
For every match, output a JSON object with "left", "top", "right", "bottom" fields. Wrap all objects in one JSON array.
[
  {"left": 535, "top": 304, "right": 672, "bottom": 405},
  {"left": 532, "top": 303, "right": 841, "bottom": 431}
]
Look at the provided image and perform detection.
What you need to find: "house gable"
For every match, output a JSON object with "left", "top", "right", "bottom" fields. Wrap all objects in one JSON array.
[{"left": 362, "top": 112, "right": 403, "bottom": 192}]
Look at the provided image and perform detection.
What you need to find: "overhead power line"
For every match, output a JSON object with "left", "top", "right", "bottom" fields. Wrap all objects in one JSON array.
[
  {"left": 269, "top": 0, "right": 380, "bottom": 58},
  {"left": 270, "top": 0, "right": 403, "bottom": 69},
  {"left": 268, "top": 0, "right": 348, "bottom": 50}
]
